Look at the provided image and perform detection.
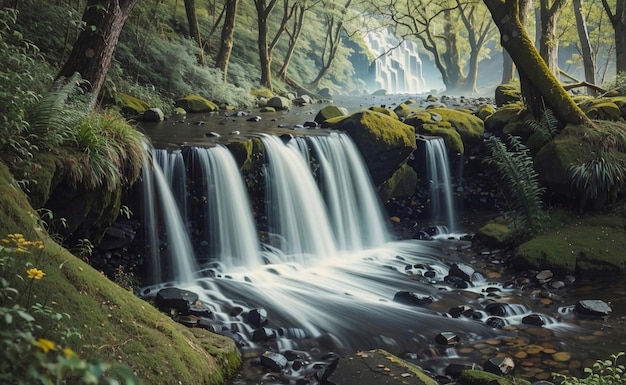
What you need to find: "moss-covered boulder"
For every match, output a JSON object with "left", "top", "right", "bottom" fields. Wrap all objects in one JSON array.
[
  {"left": 494, "top": 82, "right": 521, "bottom": 106},
  {"left": 405, "top": 110, "right": 465, "bottom": 155},
  {"left": 0, "top": 162, "right": 241, "bottom": 385},
  {"left": 394, "top": 101, "right": 421, "bottom": 119},
  {"left": 116, "top": 92, "right": 149, "bottom": 115},
  {"left": 369, "top": 106, "right": 399, "bottom": 119},
  {"left": 332, "top": 110, "right": 416, "bottom": 185},
  {"left": 175, "top": 94, "right": 219, "bottom": 112},
  {"left": 225, "top": 139, "right": 253, "bottom": 171},
  {"left": 513, "top": 215, "right": 626, "bottom": 274},
  {"left": 483, "top": 102, "right": 529, "bottom": 138},
  {"left": 458, "top": 369, "right": 528, "bottom": 385},
  {"left": 427, "top": 107, "right": 485, "bottom": 155},
  {"left": 475, "top": 104, "right": 496, "bottom": 121},
  {"left": 578, "top": 98, "right": 622, "bottom": 121},
  {"left": 315, "top": 105, "right": 349, "bottom": 125},
  {"left": 378, "top": 163, "right": 418, "bottom": 202},
  {"left": 473, "top": 221, "right": 515, "bottom": 249}
]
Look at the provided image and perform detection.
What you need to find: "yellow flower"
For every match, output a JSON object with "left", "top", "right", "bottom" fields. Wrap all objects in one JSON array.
[
  {"left": 26, "top": 268, "right": 45, "bottom": 280},
  {"left": 62, "top": 347, "right": 76, "bottom": 358},
  {"left": 36, "top": 338, "right": 55, "bottom": 353}
]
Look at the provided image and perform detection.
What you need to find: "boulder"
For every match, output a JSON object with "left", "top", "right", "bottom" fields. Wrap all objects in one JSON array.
[
  {"left": 267, "top": 96, "right": 292, "bottom": 110},
  {"left": 116, "top": 92, "right": 149, "bottom": 115},
  {"left": 574, "top": 299, "right": 612, "bottom": 318},
  {"left": 378, "top": 163, "right": 418, "bottom": 202},
  {"left": 154, "top": 287, "right": 199, "bottom": 315},
  {"left": 578, "top": 98, "right": 622, "bottom": 120},
  {"left": 330, "top": 110, "right": 417, "bottom": 185},
  {"left": 142, "top": 107, "right": 164, "bottom": 122},
  {"left": 407, "top": 113, "right": 464, "bottom": 155},
  {"left": 473, "top": 221, "right": 514, "bottom": 249},
  {"left": 175, "top": 94, "right": 219, "bottom": 112},
  {"left": 494, "top": 82, "right": 522, "bottom": 106},
  {"left": 315, "top": 105, "right": 349, "bottom": 125}
]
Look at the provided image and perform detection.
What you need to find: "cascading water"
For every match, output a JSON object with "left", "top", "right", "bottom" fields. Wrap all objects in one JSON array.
[
  {"left": 190, "top": 145, "right": 262, "bottom": 270},
  {"left": 291, "top": 133, "right": 388, "bottom": 250},
  {"left": 260, "top": 134, "right": 338, "bottom": 261},
  {"left": 155, "top": 149, "right": 188, "bottom": 226},
  {"left": 422, "top": 136, "right": 457, "bottom": 232}
]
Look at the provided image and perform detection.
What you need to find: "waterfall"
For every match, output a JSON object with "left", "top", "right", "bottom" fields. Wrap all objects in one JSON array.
[
  {"left": 260, "top": 134, "right": 338, "bottom": 260},
  {"left": 191, "top": 145, "right": 262, "bottom": 270},
  {"left": 155, "top": 150, "right": 188, "bottom": 226},
  {"left": 422, "top": 137, "right": 457, "bottom": 232},
  {"left": 139, "top": 150, "right": 161, "bottom": 284},
  {"left": 292, "top": 133, "right": 389, "bottom": 250}
]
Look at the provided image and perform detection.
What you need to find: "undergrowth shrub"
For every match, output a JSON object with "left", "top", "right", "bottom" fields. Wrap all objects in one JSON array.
[
  {"left": 553, "top": 352, "right": 626, "bottom": 385},
  {"left": 483, "top": 135, "right": 547, "bottom": 239},
  {"left": 0, "top": 233, "right": 138, "bottom": 384}
]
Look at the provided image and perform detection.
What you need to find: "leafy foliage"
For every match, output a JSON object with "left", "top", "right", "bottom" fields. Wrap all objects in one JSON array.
[
  {"left": 568, "top": 150, "right": 626, "bottom": 204},
  {"left": 603, "top": 72, "right": 626, "bottom": 94},
  {"left": 484, "top": 135, "right": 547, "bottom": 238},
  {"left": 553, "top": 352, "right": 626, "bottom": 385},
  {"left": 0, "top": 233, "right": 138, "bottom": 384},
  {"left": 525, "top": 109, "right": 560, "bottom": 141}
]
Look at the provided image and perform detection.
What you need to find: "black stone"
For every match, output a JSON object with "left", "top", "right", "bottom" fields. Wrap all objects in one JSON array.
[
  {"left": 154, "top": 287, "right": 199, "bottom": 315},
  {"left": 522, "top": 314, "right": 546, "bottom": 326},
  {"left": 449, "top": 305, "right": 474, "bottom": 318},
  {"left": 393, "top": 291, "right": 434, "bottom": 306},
  {"left": 260, "top": 351, "right": 288, "bottom": 372},
  {"left": 435, "top": 332, "right": 460, "bottom": 346},
  {"left": 449, "top": 263, "right": 475, "bottom": 281},
  {"left": 574, "top": 299, "right": 612, "bottom": 318},
  {"left": 252, "top": 327, "right": 277, "bottom": 341},
  {"left": 485, "top": 316, "right": 507, "bottom": 329},
  {"left": 445, "top": 363, "right": 482, "bottom": 378},
  {"left": 483, "top": 356, "right": 515, "bottom": 375},
  {"left": 247, "top": 308, "right": 269, "bottom": 327}
]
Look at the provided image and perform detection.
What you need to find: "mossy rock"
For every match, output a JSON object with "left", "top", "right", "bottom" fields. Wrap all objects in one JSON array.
[
  {"left": 378, "top": 163, "right": 418, "bottom": 202},
  {"left": 458, "top": 369, "right": 529, "bottom": 385},
  {"left": 427, "top": 107, "right": 485, "bottom": 155},
  {"left": 608, "top": 96, "right": 626, "bottom": 119},
  {"left": 225, "top": 139, "right": 253, "bottom": 171},
  {"left": 473, "top": 221, "right": 514, "bottom": 249},
  {"left": 259, "top": 106, "right": 276, "bottom": 112},
  {"left": 0, "top": 162, "right": 241, "bottom": 385},
  {"left": 117, "top": 92, "right": 149, "bottom": 115},
  {"left": 173, "top": 107, "right": 187, "bottom": 115},
  {"left": 251, "top": 87, "right": 274, "bottom": 99},
  {"left": 175, "top": 94, "right": 219, "bottom": 112},
  {"left": 393, "top": 102, "right": 421, "bottom": 119},
  {"left": 475, "top": 104, "right": 496, "bottom": 121},
  {"left": 494, "top": 82, "right": 521, "bottom": 106},
  {"left": 533, "top": 124, "right": 594, "bottom": 199},
  {"left": 418, "top": 123, "right": 464, "bottom": 155},
  {"left": 369, "top": 106, "right": 399, "bottom": 119},
  {"left": 578, "top": 98, "right": 622, "bottom": 121},
  {"left": 514, "top": 215, "right": 626, "bottom": 274},
  {"left": 332, "top": 110, "right": 416, "bottom": 185},
  {"left": 484, "top": 102, "right": 525, "bottom": 137},
  {"left": 315, "top": 105, "right": 349, "bottom": 125}
]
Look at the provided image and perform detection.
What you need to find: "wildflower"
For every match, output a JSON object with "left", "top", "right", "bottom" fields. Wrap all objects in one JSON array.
[
  {"left": 26, "top": 268, "right": 45, "bottom": 280},
  {"left": 62, "top": 347, "right": 76, "bottom": 358},
  {"left": 36, "top": 338, "right": 55, "bottom": 353}
]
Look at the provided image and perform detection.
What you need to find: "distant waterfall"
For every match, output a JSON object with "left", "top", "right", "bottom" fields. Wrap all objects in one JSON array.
[
  {"left": 422, "top": 137, "right": 457, "bottom": 232},
  {"left": 292, "top": 133, "right": 389, "bottom": 250},
  {"left": 190, "top": 146, "right": 262, "bottom": 270}
]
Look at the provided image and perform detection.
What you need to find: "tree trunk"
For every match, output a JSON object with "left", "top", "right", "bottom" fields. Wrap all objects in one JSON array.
[
  {"left": 539, "top": 0, "right": 567, "bottom": 76},
  {"left": 601, "top": 0, "right": 626, "bottom": 73},
  {"left": 255, "top": 0, "right": 279, "bottom": 89},
  {"left": 57, "top": 0, "right": 139, "bottom": 99},
  {"left": 573, "top": 0, "right": 596, "bottom": 93},
  {"left": 483, "top": 0, "right": 588, "bottom": 126},
  {"left": 184, "top": 0, "right": 205, "bottom": 65},
  {"left": 501, "top": 0, "right": 532, "bottom": 83},
  {"left": 278, "top": 3, "right": 306, "bottom": 80},
  {"left": 215, "top": 0, "right": 238, "bottom": 81}
]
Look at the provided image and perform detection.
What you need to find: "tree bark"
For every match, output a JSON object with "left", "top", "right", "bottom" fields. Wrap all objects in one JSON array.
[
  {"left": 278, "top": 2, "right": 307, "bottom": 80},
  {"left": 573, "top": 0, "right": 596, "bottom": 93},
  {"left": 539, "top": 0, "right": 568, "bottom": 76},
  {"left": 215, "top": 0, "right": 238, "bottom": 81},
  {"left": 501, "top": 0, "right": 532, "bottom": 83},
  {"left": 601, "top": 0, "right": 626, "bottom": 73},
  {"left": 254, "top": 0, "right": 280, "bottom": 89},
  {"left": 483, "top": 0, "right": 588, "bottom": 126},
  {"left": 184, "top": 0, "right": 205, "bottom": 65},
  {"left": 57, "top": 0, "right": 139, "bottom": 99}
]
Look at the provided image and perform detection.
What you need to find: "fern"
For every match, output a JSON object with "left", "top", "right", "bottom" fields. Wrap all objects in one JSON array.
[
  {"left": 484, "top": 135, "right": 547, "bottom": 238},
  {"left": 525, "top": 109, "right": 560, "bottom": 141}
]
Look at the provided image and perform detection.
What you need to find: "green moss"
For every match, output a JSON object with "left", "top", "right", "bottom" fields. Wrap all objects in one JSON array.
[
  {"left": 250, "top": 87, "right": 274, "bottom": 99},
  {"left": 225, "top": 140, "right": 253, "bottom": 171},
  {"left": 116, "top": 92, "right": 149, "bottom": 115},
  {"left": 476, "top": 104, "right": 496, "bottom": 121},
  {"left": 494, "top": 82, "right": 521, "bottom": 106},
  {"left": 474, "top": 221, "right": 514, "bottom": 248},
  {"left": 578, "top": 98, "right": 622, "bottom": 121},
  {"left": 370, "top": 349, "right": 439, "bottom": 385},
  {"left": 175, "top": 94, "right": 219, "bottom": 112},
  {"left": 315, "top": 105, "right": 349, "bottom": 125},
  {"left": 369, "top": 106, "right": 398, "bottom": 119},
  {"left": 337, "top": 110, "right": 416, "bottom": 149},
  {"left": 419, "top": 123, "right": 464, "bottom": 155},
  {"left": 484, "top": 102, "right": 526, "bottom": 135},
  {"left": 514, "top": 214, "right": 626, "bottom": 274},
  {"left": 378, "top": 163, "right": 417, "bottom": 202},
  {"left": 0, "top": 162, "right": 241, "bottom": 385},
  {"left": 459, "top": 369, "right": 528, "bottom": 385},
  {"left": 427, "top": 107, "right": 484, "bottom": 153},
  {"left": 393, "top": 103, "right": 419, "bottom": 119}
]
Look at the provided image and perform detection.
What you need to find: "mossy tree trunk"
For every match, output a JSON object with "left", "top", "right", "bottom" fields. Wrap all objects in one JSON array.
[
  {"left": 57, "top": 0, "right": 139, "bottom": 99},
  {"left": 215, "top": 0, "right": 238, "bottom": 81},
  {"left": 601, "top": 0, "right": 626, "bottom": 73},
  {"left": 483, "top": 0, "right": 589, "bottom": 126}
]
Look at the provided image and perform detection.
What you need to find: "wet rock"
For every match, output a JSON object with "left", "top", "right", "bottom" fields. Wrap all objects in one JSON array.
[
  {"left": 421, "top": 225, "right": 448, "bottom": 236},
  {"left": 485, "top": 302, "right": 508, "bottom": 316},
  {"left": 449, "top": 263, "right": 475, "bottom": 281},
  {"left": 314, "top": 355, "right": 339, "bottom": 383},
  {"left": 522, "top": 314, "right": 546, "bottom": 326},
  {"left": 252, "top": 327, "right": 277, "bottom": 342},
  {"left": 142, "top": 107, "right": 164, "bottom": 122},
  {"left": 444, "top": 275, "right": 470, "bottom": 288},
  {"left": 197, "top": 318, "right": 228, "bottom": 333},
  {"left": 393, "top": 291, "right": 434, "bottom": 306},
  {"left": 154, "top": 287, "right": 199, "bottom": 315},
  {"left": 220, "top": 329, "right": 248, "bottom": 347},
  {"left": 448, "top": 305, "right": 474, "bottom": 318},
  {"left": 445, "top": 362, "right": 482, "bottom": 378},
  {"left": 247, "top": 116, "right": 262, "bottom": 122},
  {"left": 303, "top": 121, "right": 319, "bottom": 128},
  {"left": 260, "top": 351, "right": 288, "bottom": 372},
  {"left": 483, "top": 356, "right": 515, "bottom": 375},
  {"left": 485, "top": 316, "right": 507, "bottom": 329},
  {"left": 204, "top": 131, "right": 220, "bottom": 138},
  {"left": 247, "top": 308, "right": 269, "bottom": 327},
  {"left": 574, "top": 299, "right": 612, "bottom": 318},
  {"left": 435, "top": 332, "right": 460, "bottom": 346},
  {"left": 536, "top": 270, "right": 553, "bottom": 284}
]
